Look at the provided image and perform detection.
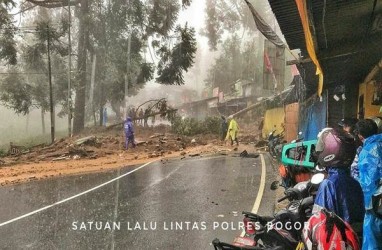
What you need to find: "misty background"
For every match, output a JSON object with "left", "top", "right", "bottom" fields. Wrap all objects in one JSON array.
[{"left": 0, "top": 0, "right": 293, "bottom": 149}]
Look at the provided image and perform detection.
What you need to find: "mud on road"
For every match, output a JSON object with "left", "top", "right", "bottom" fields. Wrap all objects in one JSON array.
[{"left": 0, "top": 125, "right": 261, "bottom": 186}]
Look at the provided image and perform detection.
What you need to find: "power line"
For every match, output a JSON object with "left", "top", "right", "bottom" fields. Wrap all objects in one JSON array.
[
  {"left": 0, "top": 71, "right": 92, "bottom": 75},
  {"left": 0, "top": 23, "right": 64, "bottom": 32},
  {"left": 0, "top": 72, "right": 66, "bottom": 75},
  {"left": 0, "top": 31, "right": 39, "bottom": 34}
]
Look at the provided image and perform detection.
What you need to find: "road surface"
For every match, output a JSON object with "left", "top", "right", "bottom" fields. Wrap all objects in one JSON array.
[{"left": 0, "top": 154, "right": 276, "bottom": 249}]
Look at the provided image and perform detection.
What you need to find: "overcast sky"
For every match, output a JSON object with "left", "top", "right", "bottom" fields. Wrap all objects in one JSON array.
[{"left": 179, "top": 0, "right": 206, "bottom": 31}]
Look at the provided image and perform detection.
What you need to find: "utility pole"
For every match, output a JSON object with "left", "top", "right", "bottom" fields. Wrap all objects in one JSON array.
[
  {"left": 67, "top": 3, "right": 72, "bottom": 137},
  {"left": 125, "top": 35, "right": 131, "bottom": 118},
  {"left": 90, "top": 54, "right": 97, "bottom": 125},
  {"left": 47, "top": 25, "right": 55, "bottom": 144},
  {"left": 124, "top": 0, "right": 131, "bottom": 119}
]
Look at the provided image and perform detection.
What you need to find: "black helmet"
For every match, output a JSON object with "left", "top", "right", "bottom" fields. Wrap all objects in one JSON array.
[
  {"left": 317, "top": 128, "right": 356, "bottom": 168},
  {"left": 338, "top": 118, "right": 358, "bottom": 133}
]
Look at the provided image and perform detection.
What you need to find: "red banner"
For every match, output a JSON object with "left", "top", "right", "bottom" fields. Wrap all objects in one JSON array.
[
  {"left": 264, "top": 52, "right": 273, "bottom": 73},
  {"left": 291, "top": 64, "right": 300, "bottom": 76}
]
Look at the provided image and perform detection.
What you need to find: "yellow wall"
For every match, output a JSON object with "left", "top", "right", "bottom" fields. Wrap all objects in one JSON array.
[
  {"left": 359, "top": 81, "right": 381, "bottom": 118},
  {"left": 262, "top": 107, "right": 285, "bottom": 138}
]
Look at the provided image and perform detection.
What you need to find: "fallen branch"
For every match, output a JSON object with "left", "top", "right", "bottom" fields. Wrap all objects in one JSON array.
[
  {"left": 106, "top": 109, "right": 177, "bottom": 129},
  {"left": 230, "top": 86, "right": 293, "bottom": 118}
]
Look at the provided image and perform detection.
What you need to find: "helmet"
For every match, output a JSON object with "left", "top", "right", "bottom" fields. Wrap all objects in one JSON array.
[
  {"left": 316, "top": 127, "right": 333, "bottom": 152},
  {"left": 368, "top": 116, "right": 382, "bottom": 133},
  {"left": 338, "top": 118, "right": 358, "bottom": 133},
  {"left": 303, "top": 208, "right": 361, "bottom": 250},
  {"left": 317, "top": 128, "right": 356, "bottom": 168}
]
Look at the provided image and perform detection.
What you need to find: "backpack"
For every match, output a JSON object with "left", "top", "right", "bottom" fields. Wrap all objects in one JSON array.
[{"left": 303, "top": 208, "right": 360, "bottom": 250}]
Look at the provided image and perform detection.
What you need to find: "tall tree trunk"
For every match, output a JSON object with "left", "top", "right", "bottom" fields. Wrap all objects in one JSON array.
[
  {"left": 99, "top": 81, "right": 106, "bottom": 126},
  {"left": 26, "top": 113, "right": 29, "bottom": 133},
  {"left": 99, "top": 105, "right": 103, "bottom": 126},
  {"left": 73, "top": 0, "right": 89, "bottom": 134},
  {"left": 41, "top": 109, "right": 46, "bottom": 134}
]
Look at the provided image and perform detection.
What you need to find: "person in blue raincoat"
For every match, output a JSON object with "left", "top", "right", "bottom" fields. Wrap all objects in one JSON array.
[
  {"left": 312, "top": 128, "right": 365, "bottom": 228},
  {"left": 124, "top": 117, "right": 136, "bottom": 150},
  {"left": 102, "top": 107, "right": 108, "bottom": 126},
  {"left": 220, "top": 116, "right": 228, "bottom": 141},
  {"left": 356, "top": 119, "right": 382, "bottom": 250}
]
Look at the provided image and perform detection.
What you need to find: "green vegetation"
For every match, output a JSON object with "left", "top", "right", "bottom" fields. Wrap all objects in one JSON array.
[
  {"left": 0, "top": 148, "right": 6, "bottom": 157},
  {"left": 169, "top": 115, "right": 220, "bottom": 136}
]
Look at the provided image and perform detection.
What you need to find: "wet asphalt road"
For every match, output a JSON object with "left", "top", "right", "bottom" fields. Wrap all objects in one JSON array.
[{"left": 0, "top": 154, "right": 276, "bottom": 250}]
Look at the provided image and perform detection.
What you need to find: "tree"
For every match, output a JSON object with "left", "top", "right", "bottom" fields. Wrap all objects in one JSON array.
[
  {"left": 72, "top": 0, "right": 89, "bottom": 134},
  {"left": 156, "top": 25, "right": 197, "bottom": 85},
  {"left": 204, "top": 35, "right": 261, "bottom": 93},
  {"left": 0, "top": 6, "right": 69, "bottom": 134},
  {"left": 22, "top": 11, "right": 69, "bottom": 133},
  {"left": 0, "top": 0, "right": 17, "bottom": 65},
  {"left": 202, "top": 0, "right": 271, "bottom": 51},
  {"left": 1, "top": 0, "right": 197, "bottom": 134},
  {"left": 86, "top": 0, "right": 196, "bottom": 124},
  {"left": 0, "top": 68, "right": 32, "bottom": 114},
  {"left": 202, "top": 0, "right": 273, "bottom": 93}
]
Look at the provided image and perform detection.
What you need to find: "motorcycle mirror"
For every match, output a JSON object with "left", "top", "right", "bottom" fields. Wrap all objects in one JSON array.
[
  {"left": 315, "top": 165, "right": 325, "bottom": 172},
  {"left": 270, "top": 180, "right": 279, "bottom": 190},
  {"left": 311, "top": 173, "right": 325, "bottom": 185}
]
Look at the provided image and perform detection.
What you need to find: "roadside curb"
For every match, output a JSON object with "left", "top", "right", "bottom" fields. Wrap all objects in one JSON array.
[{"left": 263, "top": 153, "right": 282, "bottom": 215}]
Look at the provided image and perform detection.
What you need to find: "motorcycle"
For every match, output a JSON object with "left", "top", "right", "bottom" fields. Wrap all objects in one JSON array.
[
  {"left": 268, "top": 130, "right": 285, "bottom": 159},
  {"left": 212, "top": 173, "right": 325, "bottom": 250},
  {"left": 212, "top": 238, "right": 282, "bottom": 250},
  {"left": 291, "top": 131, "right": 304, "bottom": 143},
  {"left": 279, "top": 138, "right": 318, "bottom": 188}
]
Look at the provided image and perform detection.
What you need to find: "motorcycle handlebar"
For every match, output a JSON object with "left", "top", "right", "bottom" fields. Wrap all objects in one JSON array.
[
  {"left": 277, "top": 195, "right": 289, "bottom": 203},
  {"left": 242, "top": 211, "right": 273, "bottom": 224},
  {"left": 277, "top": 188, "right": 303, "bottom": 202}
]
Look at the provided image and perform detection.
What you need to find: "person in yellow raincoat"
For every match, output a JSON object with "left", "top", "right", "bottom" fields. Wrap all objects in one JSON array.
[{"left": 226, "top": 115, "right": 239, "bottom": 146}]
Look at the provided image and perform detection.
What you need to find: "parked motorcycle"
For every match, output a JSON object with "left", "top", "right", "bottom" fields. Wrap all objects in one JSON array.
[
  {"left": 291, "top": 131, "right": 304, "bottom": 143},
  {"left": 279, "top": 139, "right": 318, "bottom": 188},
  {"left": 212, "top": 238, "right": 282, "bottom": 250},
  {"left": 212, "top": 173, "right": 325, "bottom": 250},
  {"left": 268, "top": 130, "right": 285, "bottom": 159}
]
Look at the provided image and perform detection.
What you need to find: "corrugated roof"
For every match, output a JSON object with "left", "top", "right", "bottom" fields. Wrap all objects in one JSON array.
[{"left": 268, "top": 0, "right": 382, "bottom": 88}]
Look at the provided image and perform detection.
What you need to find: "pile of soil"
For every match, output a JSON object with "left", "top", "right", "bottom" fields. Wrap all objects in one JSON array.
[
  {"left": 0, "top": 124, "right": 252, "bottom": 186},
  {"left": 2, "top": 126, "right": 200, "bottom": 164}
]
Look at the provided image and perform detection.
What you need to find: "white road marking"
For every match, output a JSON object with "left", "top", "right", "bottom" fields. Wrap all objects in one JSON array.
[
  {"left": 240, "top": 153, "right": 266, "bottom": 237},
  {"left": 0, "top": 161, "right": 153, "bottom": 227},
  {"left": 251, "top": 154, "right": 266, "bottom": 213}
]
